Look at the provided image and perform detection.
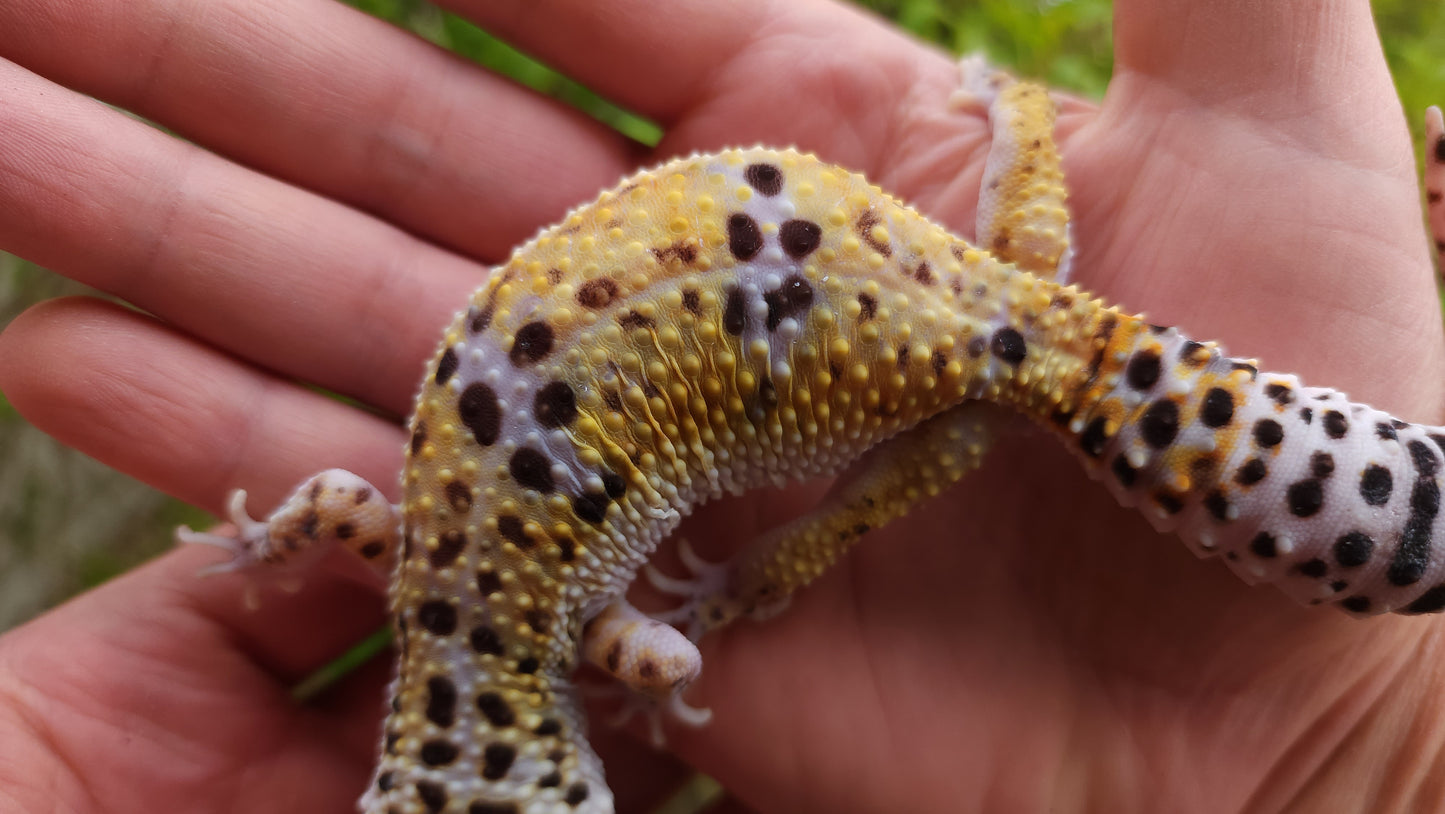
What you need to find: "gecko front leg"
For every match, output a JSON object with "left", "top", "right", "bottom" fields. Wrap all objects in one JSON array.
[{"left": 178, "top": 469, "right": 400, "bottom": 591}]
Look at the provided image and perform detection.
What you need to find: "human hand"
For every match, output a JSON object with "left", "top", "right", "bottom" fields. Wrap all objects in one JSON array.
[{"left": 1, "top": 1, "right": 1441, "bottom": 813}]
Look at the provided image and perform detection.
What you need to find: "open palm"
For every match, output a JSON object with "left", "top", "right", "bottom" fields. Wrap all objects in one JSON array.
[{"left": 2, "top": 0, "right": 1442, "bottom": 812}]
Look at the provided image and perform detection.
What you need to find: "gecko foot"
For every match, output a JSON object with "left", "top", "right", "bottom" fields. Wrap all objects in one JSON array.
[
  {"left": 644, "top": 538, "right": 790, "bottom": 639},
  {"left": 177, "top": 489, "right": 273, "bottom": 575},
  {"left": 607, "top": 687, "right": 713, "bottom": 749}
]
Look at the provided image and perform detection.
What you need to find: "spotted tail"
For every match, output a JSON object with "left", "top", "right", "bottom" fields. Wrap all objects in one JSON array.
[{"left": 999, "top": 279, "right": 1445, "bottom": 616}]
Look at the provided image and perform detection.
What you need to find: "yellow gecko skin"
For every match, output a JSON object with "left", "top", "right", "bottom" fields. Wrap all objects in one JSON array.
[{"left": 182, "top": 66, "right": 1445, "bottom": 814}]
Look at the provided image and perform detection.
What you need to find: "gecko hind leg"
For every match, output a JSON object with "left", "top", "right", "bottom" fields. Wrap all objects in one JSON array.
[{"left": 648, "top": 401, "right": 1000, "bottom": 640}]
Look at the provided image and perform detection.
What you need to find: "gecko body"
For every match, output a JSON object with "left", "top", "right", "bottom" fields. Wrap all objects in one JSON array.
[{"left": 182, "top": 68, "right": 1445, "bottom": 814}]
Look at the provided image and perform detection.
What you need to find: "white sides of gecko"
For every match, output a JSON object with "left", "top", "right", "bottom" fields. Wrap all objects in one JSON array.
[{"left": 180, "top": 67, "right": 1445, "bottom": 814}]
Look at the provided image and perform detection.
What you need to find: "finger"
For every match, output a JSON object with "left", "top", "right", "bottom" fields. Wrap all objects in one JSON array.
[
  {"left": 1114, "top": 0, "right": 1397, "bottom": 127},
  {"left": 452, "top": 0, "right": 962, "bottom": 170},
  {"left": 0, "top": 0, "right": 638, "bottom": 259},
  {"left": 0, "top": 297, "right": 403, "bottom": 512},
  {"left": 0, "top": 60, "right": 472, "bottom": 415}
]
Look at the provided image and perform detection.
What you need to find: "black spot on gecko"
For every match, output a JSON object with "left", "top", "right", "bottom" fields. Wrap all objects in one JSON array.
[
  {"left": 476, "top": 692, "right": 515, "bottom": 727},
  {"left": 1253, "top": 418, "right": 1283, "bottom": 448},
  {"left": 416, "top": 781, "right": 447, "bottom": 813},
  {"left": 469, "top": 303, "right": 495, "bottom": 334},
  {"left": 1264, "top": 383, "right": 1294, "bottom": 406},
  {"left": 1360, "top": 464, "right": 1392, "bottom": 505},
  {"left": 1339, "top": 596, "right": 1372, "bottom": 614},
  {"left": 1236, "top": 458, "right": 1267, "bottom": 486},
  {"left": 572, "top": 492, "right": 610, "bottom": 525},
  {"left": 779, "top": 219, "right": 822, "bottom": 259},
  {"left": 913, "top": 262, "right": 935, "bottom": 285},
  {"left": 931, "top": 350, "right": 947, "bottom": 377},
  {"left": 651, "top": 240, "right": 698, "bottom": 265},
  {"left": 435, "top": 347, "right": 459, "bottom": 385},
  {"left": 1232, "top": 361, "right": 1258, "bottom": 379},
  {"left": 1299, "top": 407, "right": 1313, "bottom": 424},
  {"left": 1323, "top": 410, "right": 1348, "bottom": 439},
  {"left": 535, "top": 381, "right": 578, "bottom": 428},
  {"left": 759, "top": 376, "right": 779, "bottom": 409},
  {"left": 497, "top": 515, "right": 534, "bottom": 548},
  {"left": 1376, "top": 422, "right": 1398, "bottom": 441},
  {"left": 482, "top": 743, "right": 516, "bottom": 780},
  {"left": 1287, "top": 479, "right": 1324, "bottom": 517},
  {"left": 990, "top": 327, "right": 1027, "bottom": 365},
  {"left": 682, "top": 288, "right": 701, "bottom": 315},
  {"left": 855, "top": 210, "right": 892, "bottom": 256},
  {"left": 600, "top": 472, "right": 627, "bottom": 499},
  {"left": 1200, "top": 387, "right": 1234, "bottom": 428},
  {"left": 525, "top": 610, "right": 550, "bottom": 635},
  {"left": 744, "top": 163, "right": 783, "bottom": 196},
  {"left": 1155, "top": 491, "right": 1184, "bottom": 514},
  {"left": 509, "top": 448, "right": 555, "bottom": 493},
  {"left": 1140, "top": 400, "right": 1180, "bottom": 448},
  {"left": 967, "top": 336, "right": 986, "bottom": 358},
  {"left": 430, "top": 529, "right": 466, "bottom": 568},
  {"left": 1250, "top": 532, "right": 1278, "bottom": 558},
  {"left": 420, "top": 740, "right": 458, "bottom": 767},
  {"left": 1111, "top": 453, "right": 1138, "bottom": 487},
  {"left": 764, "top": 275, "right": 814, "bottom": 330},
  {"left": 1402, "top": 584, "right": 1445, "bottom": 615},
  {"left": 1310, "top": 451, "right": 1335, "bottom": 479},
  {"left": 425, "top": 676, "right": 457, "bottom": 727},
  {"left": 1297, "top": 559, "right": 1329, "bottom": 578},
  {"left": 417, "top": 601, "right": 457, "bottom": 636},
  {"left": 538, "top": 772, "right": 563, "bottom": 789},
  {"left": 728, "top": 213, "right": 763, "bottom": 260},
  {"left": 516, "top": 656, "right": 539, "bottom": 674},
  {"left": 1388, "top": 440, "right": 1441, "bottom": 586},
  {"left": 1201, "top": 489, "right": 1229, "bottom": 521},
  {"left": 470, "top": 626, "right": 503, "bottom": 656},
  {"left": 618, "top": 310, "right": 657, "bottom": 331},
  {"left": 1179, "top": 340, "right": 1208, "bottom": 366},
  {"left": 477, "top": 568, "right": 502, "bottom": 596},
  {"left": 410, "top": 422, "right": 427, "bottom": 455},
  {"left": 857, "top": 292, "right": 877, "bottom": 321},
  {"left": 445, "top": 482, "right": 472, "bottom": 512},
  {"left": 577, "top": 278, "right": 620, "bottom": 309},
  {"left": 459, "top": 383, "right": 502, "bottom": 446},
  {"left": 1079, "top": 417, "right": 1109, "bottom": 458},
  {"left": 566, "top": 784, "right": 591, "bottom": 807},
  {"left": 535, "top": 718, "right": 562, "bottom": 736},
  {"left": 510, "top": 321, "right": 555, "bottom": 365},
  {"left": 377, "top": 772, "right": 394, "bottom": 791},
  {"left": 723, "top": 286, "right": 747, "bottom": 334},
  {"left": 1334, "top": 531, "right": 1374, "bottom": 567},
  {"left": 1125, "top": 351, "right": 1161, "bottom": 390},
  {"left": 359, "top": 541, "right": 385, "bottom": 559}
]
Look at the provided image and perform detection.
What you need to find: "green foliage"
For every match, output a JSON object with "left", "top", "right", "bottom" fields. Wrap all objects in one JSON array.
[{"left": 854, "top": 0, "right": 1113, "bottom": 95}]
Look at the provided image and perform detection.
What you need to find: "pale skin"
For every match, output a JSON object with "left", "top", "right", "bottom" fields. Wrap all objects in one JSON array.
[{"left": 1, "top": 0, "right": 1443, "bottom": 812}]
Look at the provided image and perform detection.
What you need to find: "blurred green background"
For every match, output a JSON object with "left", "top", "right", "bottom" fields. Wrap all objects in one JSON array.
[{"left": 0, "top": 0, "right": 1441, "bottom": 631}]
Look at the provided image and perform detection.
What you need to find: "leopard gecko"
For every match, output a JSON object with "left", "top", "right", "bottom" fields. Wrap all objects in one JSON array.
[{"left": 180, "top": 62, "right": 1445, "bottom": 814}]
